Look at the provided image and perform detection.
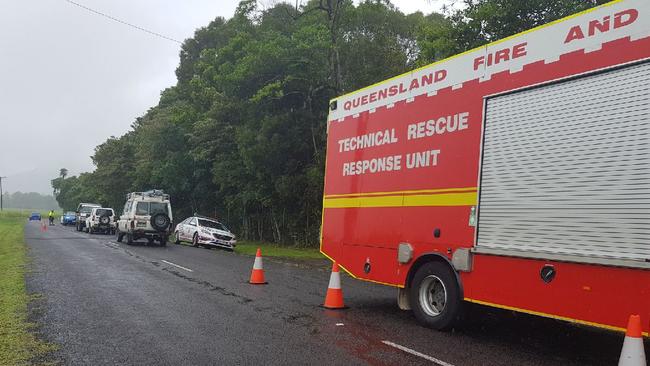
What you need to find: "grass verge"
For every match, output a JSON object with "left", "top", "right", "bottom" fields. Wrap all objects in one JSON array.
[
  {"left": 235, "top": 241, "right": 325, "bottom": 260},
  {"left": 0, "top": 211, "right": 54, "bottom": 365}
]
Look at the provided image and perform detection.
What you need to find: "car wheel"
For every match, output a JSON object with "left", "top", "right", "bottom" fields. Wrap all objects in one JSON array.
[
  {"left": 192, "top": 233, "right": 199, "bottom": 247},
  {"left": 409, "top": 261, "right": 462, "bottom": 330},
  {"left": 116, "top": 229, "right": 124, "bottom": 243},
  {"left": 174, "top": 231, "right": 181, "bottom": 244}
]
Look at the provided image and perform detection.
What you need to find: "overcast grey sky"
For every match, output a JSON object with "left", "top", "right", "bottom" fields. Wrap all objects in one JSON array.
[{"left": 0, "top": 0, "right": 444, "bottom": 194}]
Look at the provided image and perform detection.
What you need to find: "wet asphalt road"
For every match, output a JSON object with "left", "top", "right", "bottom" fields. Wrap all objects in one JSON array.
[{"left": 25, "top": 221, "right": 647, "bottom": 365}]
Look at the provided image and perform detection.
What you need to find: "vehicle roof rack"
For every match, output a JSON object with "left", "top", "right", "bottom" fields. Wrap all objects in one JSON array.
[{"left": 126, "top": 189, "right": 170, "bottom": 201}]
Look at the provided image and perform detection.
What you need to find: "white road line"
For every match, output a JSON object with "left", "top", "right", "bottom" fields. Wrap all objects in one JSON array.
[
  {"left": 161, "top": 260, "right": 193, "bottom": 272},
  {"left": 381, "top": 340, "right": 455, "bottom": 366}
]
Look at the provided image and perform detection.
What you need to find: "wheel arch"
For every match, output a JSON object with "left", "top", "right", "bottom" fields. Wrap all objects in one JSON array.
[{"left": 405, "top": 253, "right": 464, "bottom": 299}]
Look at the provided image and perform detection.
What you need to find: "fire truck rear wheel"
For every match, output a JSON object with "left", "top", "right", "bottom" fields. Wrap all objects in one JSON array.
[{"left": 409, "top": 261, "right": 461, "bottom": 330}]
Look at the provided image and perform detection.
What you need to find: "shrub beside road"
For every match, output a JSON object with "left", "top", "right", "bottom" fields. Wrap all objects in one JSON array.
[{"left": 0, "top": 211, "right": 53, "bottom": 365}]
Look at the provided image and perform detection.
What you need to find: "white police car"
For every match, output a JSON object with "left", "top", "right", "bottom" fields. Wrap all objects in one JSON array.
[{"left": 173, "top": 216, "right": 236, "bottom": 250}]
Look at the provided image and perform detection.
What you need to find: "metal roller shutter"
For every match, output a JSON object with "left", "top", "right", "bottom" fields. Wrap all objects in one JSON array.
[{"left": 477, "top": 61, "right": 650, "bottom": 266}]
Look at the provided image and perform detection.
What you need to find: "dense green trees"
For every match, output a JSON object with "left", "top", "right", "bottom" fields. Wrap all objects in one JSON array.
[{"left": 52, "top": 0, "right": 607, "bottom": 245}]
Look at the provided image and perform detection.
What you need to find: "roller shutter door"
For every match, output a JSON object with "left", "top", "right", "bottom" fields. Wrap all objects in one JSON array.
[{"left": 477, "top": 61, "right": 650, "bottom": 265}]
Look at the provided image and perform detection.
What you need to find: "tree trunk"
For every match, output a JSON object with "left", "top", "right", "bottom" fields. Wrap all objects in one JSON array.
[{"left": 271, "top": 209, "right": 282, "bottom": 243}]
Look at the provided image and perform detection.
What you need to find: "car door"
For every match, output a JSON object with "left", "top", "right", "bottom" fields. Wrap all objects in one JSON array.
[
  {"left": 181, "top": 218, "right": 190, "bottom": 239},
  {"left": 120, "top": 201, "right": 131, "bottom": 232},
  {"left": 187, "top": 218, "right": 198, "bottom": 239},
  {"left": 86, "top": 209, "right": 93, "bottom": 228},
  {"left": 108, "top": 209, "right": 115, "bottom": 226}
]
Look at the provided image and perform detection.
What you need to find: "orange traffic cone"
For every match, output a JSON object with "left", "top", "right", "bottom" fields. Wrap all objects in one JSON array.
[
  {"left": 618, "top": 315, "right": 647, "bottom": 366},
  {"left": 249, "top": 248, "right": 267, "bottom": 284},
  {"left": 323, "top": 262, "right": 347, "bottom": 309}
]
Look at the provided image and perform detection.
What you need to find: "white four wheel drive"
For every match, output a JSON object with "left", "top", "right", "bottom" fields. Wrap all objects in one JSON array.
[
  {"left": 116, "top": 190, "right": 173, "bottom": 246},
  {"left": 84, "top": 207, "right": 116, "bottom": 235},
  {"left": 75, "top": 203, "right": 101, "bottom": 232},
  {"left": 174, "top": 216, "right": 237, "bottom": 250}
]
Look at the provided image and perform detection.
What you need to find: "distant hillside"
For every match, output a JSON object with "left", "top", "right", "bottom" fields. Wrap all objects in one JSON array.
[{"left": 1, "top": 192, "right": 60, "bottom": 210}]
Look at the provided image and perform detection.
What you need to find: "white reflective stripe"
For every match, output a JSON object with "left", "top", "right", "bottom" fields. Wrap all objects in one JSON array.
[
  {"left": 328, "top": 271, "right": 341, "bottom": 289},
  {"left": 253, "top": 256, "right": 264, "bottom": 270},
  {"left": 618, "top": 336, "right": 646, "bottom": 366}
]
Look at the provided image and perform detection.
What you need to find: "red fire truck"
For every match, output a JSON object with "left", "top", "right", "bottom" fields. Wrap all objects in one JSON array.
[{"left": 320, "top": 0, "right": 650, "bottom": 333}]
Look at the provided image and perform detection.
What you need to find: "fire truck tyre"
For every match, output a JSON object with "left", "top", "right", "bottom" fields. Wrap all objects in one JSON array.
[
  {"left": 150, "top": 213, "right": 170, "bottom": 231},
  {"left": 409, "top": 261, "right": 461, "bottom": 330},
  {"left": 117, "top": 230, "right": 124, "bottom": 242}
]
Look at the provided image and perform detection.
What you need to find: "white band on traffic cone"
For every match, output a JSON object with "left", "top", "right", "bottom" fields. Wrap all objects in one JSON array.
[
  {"left": 253, "top": 256, "right": 263, "bottom": 270},
  {"left": 328, "top": 271, "right": 341, "bottom": 290},
  {"left": 618, "top": 336, "right": 647, "bottom": 366}
]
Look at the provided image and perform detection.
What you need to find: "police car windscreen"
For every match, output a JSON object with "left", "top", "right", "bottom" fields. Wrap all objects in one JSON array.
[{"left": 199, "top": 219, "right": 227, "bottom": 231}]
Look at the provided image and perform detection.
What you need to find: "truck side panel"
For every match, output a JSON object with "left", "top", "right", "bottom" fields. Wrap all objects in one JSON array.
[
  {"left": 321, "top": 0, "right": 650, "bottom": 333},
  {"left": 462, "top": 255, "right": 650, "bottom": 334}
]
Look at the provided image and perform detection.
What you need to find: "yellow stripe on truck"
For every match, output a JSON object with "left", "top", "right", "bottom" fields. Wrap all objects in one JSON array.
[
  {"left": 324, "top": 186, "right": 478, "bottom": 199},
  {"left": 323, "top": 191, "right": 477, "bottom": 209}
]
